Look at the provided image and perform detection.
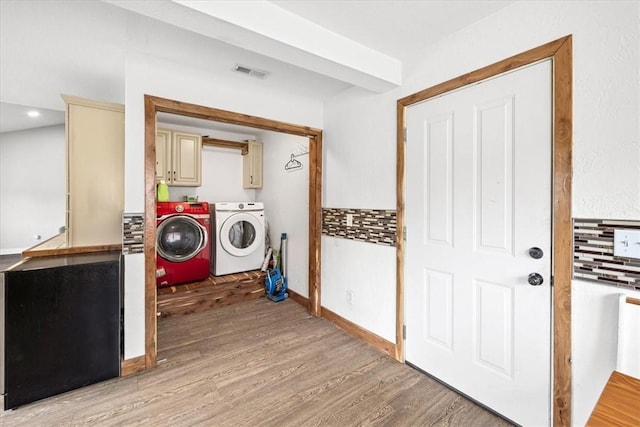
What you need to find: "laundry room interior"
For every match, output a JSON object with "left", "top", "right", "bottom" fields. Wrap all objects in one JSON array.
[{"left": 155, "top": 112, "right": 310, "bottom": 327}]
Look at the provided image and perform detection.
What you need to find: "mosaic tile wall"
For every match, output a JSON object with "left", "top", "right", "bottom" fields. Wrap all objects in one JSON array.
[
  {"left": 322, "top": 208, "right": 396, "bottom": 247},
  {"left": 574, "top": 218, "right": 640, "bottom": 290},
  {"left": 122, "top": 213, "right": 144, "bottom": 255}
]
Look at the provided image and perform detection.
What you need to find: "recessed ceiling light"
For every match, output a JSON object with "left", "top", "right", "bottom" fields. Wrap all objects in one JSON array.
[{"left": 27, "top": 110, "right": 40, "bottom": 118}]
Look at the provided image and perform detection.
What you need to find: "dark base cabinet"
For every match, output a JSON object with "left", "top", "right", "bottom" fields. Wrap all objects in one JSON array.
[{"left": 1, "top": 252, "right": 121, "bottom": 410}]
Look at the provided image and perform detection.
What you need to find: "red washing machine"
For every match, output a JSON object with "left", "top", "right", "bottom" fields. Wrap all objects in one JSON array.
[{"left": 156, "top": 201, "right": 211, "bottom": 288}]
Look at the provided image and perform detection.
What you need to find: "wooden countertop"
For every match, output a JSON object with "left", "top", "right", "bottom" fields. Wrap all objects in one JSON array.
[
  {"left": 587, "top": 370, "right": 640, "bottom": 426},
  {"left": 21, "top": 233, "right": 121, "bottom": 258},
  {"left": 7, "top": 251, "right": 122, "bottom": 272}
]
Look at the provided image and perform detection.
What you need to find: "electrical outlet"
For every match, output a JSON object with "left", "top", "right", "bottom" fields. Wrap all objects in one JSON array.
[
  {"left": 346, "top": 290, "right": 353, "bottom": 304},
  {"left": 346, "top": 213, "right": 353, "bottom": 227}
]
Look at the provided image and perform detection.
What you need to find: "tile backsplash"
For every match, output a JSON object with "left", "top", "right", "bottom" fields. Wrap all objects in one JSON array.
[
  {"left": 122, "top": 213, "right": 144, "bottom": 255},
  {"left": 322, "top": 208, "right": 396, "bottom": 246},
  {"left": 573, "top": 218, "right": 640, "bottom": 290},
  {"left": 123, "top": 210, "right": 640, "bottom": 289}
]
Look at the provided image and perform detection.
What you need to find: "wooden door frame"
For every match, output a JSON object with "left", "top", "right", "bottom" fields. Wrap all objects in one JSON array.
[
  {"left": 141, "top": 95, "right": 323, "bottom": 371},
  {"left": 396, "top": 36, "right": 573, "bottom": 426}
]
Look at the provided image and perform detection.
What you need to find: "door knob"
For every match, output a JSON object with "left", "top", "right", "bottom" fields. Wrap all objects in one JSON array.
[
  {"left": 529, "top": 247, "right": 544, "bottom": 259},
  {"left": 528, "top": 272, "right": 544, "bottom": 286}
]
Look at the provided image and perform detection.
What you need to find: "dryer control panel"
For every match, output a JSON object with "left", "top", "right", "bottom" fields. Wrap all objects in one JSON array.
[
  {"left": 215, "top": 202, "right": 264, "bottom": 212},
  {"left": 157, "top": 201, "right": 209, "bottom": 216}
]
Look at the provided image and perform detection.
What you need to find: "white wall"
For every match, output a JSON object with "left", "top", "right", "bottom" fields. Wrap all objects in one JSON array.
[
  {"left": 322, "top": 1, "right": 639, "bottom": 425},
  {"left": 257, "top": 133, "right": 310, "bottom": 297},
  {"left": 197, "top": 145, "right": 255, "bottom": 203},
  {"left": 123, "top": 51, "right": 323, "bottom": 358},
  {"left": 0, "top": 125, "right": 65, "bottom": 254},
  {"left": 321, "top": 86, "right": 398, "bottom": 343},
  {"left": 322, "top": 237, "right": 396, "bottom": 342},
  {"left": 572, "top": 284, "right": 639, "bottom": 426}
]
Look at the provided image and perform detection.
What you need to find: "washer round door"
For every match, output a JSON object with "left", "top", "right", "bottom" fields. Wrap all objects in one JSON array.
[
  {"left": 219, "top": 212, "right": 263, "bottom": 257},
  {"left": 157, "top": 215, "right": 207, "bottom": 262}
]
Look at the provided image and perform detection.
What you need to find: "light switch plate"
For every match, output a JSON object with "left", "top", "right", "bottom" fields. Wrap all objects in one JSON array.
[{"left": 613, "top": 229, "right": 640, "bottom": 259}]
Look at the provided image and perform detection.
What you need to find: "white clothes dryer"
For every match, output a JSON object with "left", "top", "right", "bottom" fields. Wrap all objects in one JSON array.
[{"left": 211, "top": 202, "right": 266, "bottom": 276}]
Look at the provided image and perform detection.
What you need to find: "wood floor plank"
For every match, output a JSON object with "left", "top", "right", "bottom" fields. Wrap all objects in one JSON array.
[{"left": 1, "top": 298, "right": 512, "bottom": 426}]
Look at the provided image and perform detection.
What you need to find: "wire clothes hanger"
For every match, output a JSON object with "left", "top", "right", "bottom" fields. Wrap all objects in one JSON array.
[
  {"left": 284, "top": 153, "right": 303, "bottom": 171},
  {"left": 284, "top": 145, "right": 309, "bottom": 171}
]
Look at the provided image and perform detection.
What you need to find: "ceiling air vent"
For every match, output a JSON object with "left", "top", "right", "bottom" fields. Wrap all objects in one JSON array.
[{"left": 234, "top": 64, "right": 269, "bottom": 79}]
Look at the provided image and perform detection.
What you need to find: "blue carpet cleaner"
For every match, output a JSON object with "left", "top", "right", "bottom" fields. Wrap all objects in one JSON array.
[{"left": 263, "top": 233, "right": 288, "bottom": 302}]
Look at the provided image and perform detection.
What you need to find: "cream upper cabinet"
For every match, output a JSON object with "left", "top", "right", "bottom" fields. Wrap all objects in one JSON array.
[
  {"left": 243, "top": 140, "right": 263, "bottom": 188},
  {"left": 155, "top": 129, "right": 171, "bottom": 182},
  {"left": 156, "top": 128, "right": 202, "bottom": 186},
  {"left": 63, "top": 95, "right": 124, "bottom": 247}
]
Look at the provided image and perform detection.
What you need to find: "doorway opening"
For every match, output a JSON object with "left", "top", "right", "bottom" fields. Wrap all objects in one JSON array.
[{"left": 142, "top": 95, "right": 323, "bottom": 371}]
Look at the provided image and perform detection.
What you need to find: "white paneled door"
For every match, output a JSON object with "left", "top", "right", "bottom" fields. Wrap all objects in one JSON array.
[{"left": 405, "top": 60, "right": 552, "bottom": 426}]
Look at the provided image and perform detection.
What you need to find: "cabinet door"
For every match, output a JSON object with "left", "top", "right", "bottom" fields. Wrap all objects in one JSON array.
[
  {"left": 66, "top": 99, "right": 124, "bottom": 247},
  {"left": 171, "top": 132, "right": 202, "bottom": 186},
  {"left": 243, "top": 141, "right": 263, "bottom": 188},
  {"left": 156, "top": 129, "right": 171, "bottom": 182},
  {"left": 3, "top": 255, "right": 121, "bottom": 409}
]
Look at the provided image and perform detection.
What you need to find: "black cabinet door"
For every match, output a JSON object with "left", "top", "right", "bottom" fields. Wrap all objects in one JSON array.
[{"left": 4, "top": 254, "right": 121, "bottom": 409}]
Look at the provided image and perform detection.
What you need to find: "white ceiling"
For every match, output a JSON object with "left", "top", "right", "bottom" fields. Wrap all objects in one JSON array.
[
  {"left": 0, "top": 0, "right": 512, "bottom": 134},
  {"left": 271, "top": 0, "right": 512, "bottom": 70},
  {"left": 0, "top": 103, "right": 66, "bottom": 134}
]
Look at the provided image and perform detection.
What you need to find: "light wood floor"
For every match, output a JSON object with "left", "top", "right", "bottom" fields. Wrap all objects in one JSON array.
[{"left": 1, "top": 298, "right": 512, "bottom": 426}]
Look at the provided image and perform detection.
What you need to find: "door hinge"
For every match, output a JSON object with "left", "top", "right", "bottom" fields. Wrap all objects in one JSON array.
[
  {"left": 403, "top": 127, "right": 407, "bottom": 143},
  {"left": 550, "top": 276, "right": 554, "bottom": 287},
  {"left": 403, "top": 325, "right": 406, "bottom": 340},
  {"left": 403, "top": 226, "right": 407, "bottom": 241}
]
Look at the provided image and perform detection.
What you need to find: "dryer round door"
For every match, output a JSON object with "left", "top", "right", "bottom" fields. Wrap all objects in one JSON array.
[
  {"left": 157, "top": 215, "right": 208, "bottom": 262},
  {"left": 219, "top": 212, "right": 263, "bottom": 257}
]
